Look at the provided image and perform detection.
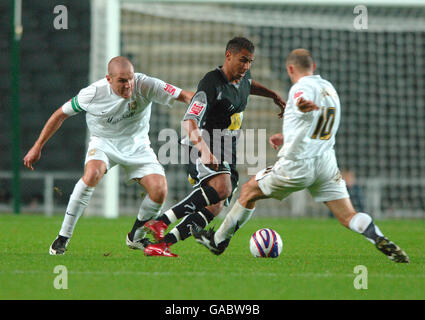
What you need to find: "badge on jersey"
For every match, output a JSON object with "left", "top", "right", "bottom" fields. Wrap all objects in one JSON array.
[
  {"left": 294, "top": 91, "right": 304, "bottom": 100},
  {"left": 188, "top": 101, "right": 206, "bottom": 116},
  {"left": 128, "top": 100, "right": 137, "bottom": 111},
  {"left": 164, "top": 83, "right": 177, "bottom": 96}
]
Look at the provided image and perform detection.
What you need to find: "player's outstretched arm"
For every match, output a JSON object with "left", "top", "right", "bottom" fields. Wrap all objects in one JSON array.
[
  {"left": 183, "top": 119, "right": 219, "bottom": 171},
  {"left": 250, "top": 80, "right": 286, "bottom": 118},
  {"left": 296, "top": 97, "right": 319, "bottom": 113},
  {"left": 176, "top": 90, "right": 195, "bottom": 104},
  {"left": 23, "top": 107, "right": 69, "bottom": 170}
]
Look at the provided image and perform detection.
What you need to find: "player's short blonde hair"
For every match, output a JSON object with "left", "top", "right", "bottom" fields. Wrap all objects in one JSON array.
[{"left": 286, "top": 49, "right": 314, "bottom": 71}]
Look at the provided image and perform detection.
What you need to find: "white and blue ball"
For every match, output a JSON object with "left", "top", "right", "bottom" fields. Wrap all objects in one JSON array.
[{"left": 249, "top": 228, "right": 283, "bottom": 258}]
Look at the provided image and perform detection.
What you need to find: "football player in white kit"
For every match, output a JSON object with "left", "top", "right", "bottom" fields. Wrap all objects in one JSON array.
[
  {"left": 23, "top": 56, "right": 194, "bottom": 255},
  {"left": 192, "top": 49, "right": 409, "bottom": 263}
]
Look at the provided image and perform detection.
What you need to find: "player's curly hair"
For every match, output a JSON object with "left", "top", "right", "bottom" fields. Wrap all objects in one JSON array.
[{"left": 225, "top": 37, "right": 255, "bottom": 54}]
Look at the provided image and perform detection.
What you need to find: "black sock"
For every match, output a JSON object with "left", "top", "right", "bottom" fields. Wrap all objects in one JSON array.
[
  {"left": 129, "top": 218, "right": 148, "bottom": 241},
  {"left": 162, "top": 233, "right": 178, "bottom": 245},
  {"left": 175, "top": 208, "right": 215, "bottom": 241},
  {"left": 362, "top": 222, "right": 381, "bottom": 243},
  {"left": 157, "top": 214, "right": 171, "bottom": 226},
  {"left": 171, "top": 186, "right": 220, "bottom": 220}
]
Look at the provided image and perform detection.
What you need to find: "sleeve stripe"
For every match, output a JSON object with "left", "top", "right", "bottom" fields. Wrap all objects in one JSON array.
[{"left": 71, "top": 97, "right": 83, "bottom": 112}]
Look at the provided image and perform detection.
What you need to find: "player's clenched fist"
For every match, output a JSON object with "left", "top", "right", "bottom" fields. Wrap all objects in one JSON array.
[
  {"left": 269, "top": 133, "right": 284, "bottom": 150},
  {"left": 23, "top": 146, "right": 41, "bottom": 171}
]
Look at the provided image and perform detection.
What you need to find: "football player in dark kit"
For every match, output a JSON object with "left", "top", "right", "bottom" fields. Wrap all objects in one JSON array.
[{"left": 140, "top": 37, "right": 286, "bottom": 256}]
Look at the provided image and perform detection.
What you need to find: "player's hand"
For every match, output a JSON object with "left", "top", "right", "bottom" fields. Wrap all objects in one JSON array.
[
  {"left": 23, "top": 146, "right": 41, "bottom": 171},
  {"left": 296, "top": 97, "right": 319, "bottom": 113},
  {"left": 201, "top": 150, "right": 219, "bottom": 171},
  {"left": 273, "top": 95, "right": 286, "bottom": 118},
  {"left": 269, "top": 133, "right": 284, "bottom": 150}
]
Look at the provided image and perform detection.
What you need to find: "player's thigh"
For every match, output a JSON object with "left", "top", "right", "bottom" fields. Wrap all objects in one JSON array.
[
  {"left": 83, "top": 142, "right": 117, "bottom": 186},
  {"left": 124, "top": 159, "right": 166, "bottom": 201},
  {"left": 325, "top": 198, "right": 357, "bottom": 227},
  {"left": 308, "top": 152, "right": 350, "bottom": 206},
  {"left": 239, "top": 176, "right": 268, "bottom": 205}
]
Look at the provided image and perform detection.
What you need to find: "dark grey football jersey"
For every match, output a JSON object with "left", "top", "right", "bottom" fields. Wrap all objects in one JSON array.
[{"left": 182, "top": 67, "right": 252, "bottom": 156}]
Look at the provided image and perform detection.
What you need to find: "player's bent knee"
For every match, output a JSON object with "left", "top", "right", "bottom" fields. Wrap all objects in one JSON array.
[
  {"left": 149, "top": 187, "right": 167, "bottom": 204},
  {"left": 82, "top": 168, "right": 104, "bottom": 187},
  {"left": 83, "top": 161, "right": 106, "bottom": 187},
  {"left": 215, "top": 184, "right": 232, "bottom": 200},
  {"left": 207, "top": 174, "right": 232, "bottom": 200}
]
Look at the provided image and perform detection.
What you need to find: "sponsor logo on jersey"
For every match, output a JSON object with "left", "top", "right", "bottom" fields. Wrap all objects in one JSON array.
[
  {"left": 188, "top": 102, "right": 205, "bottom": 116},
  {"left": 294, "top": 91, "right": 304, "bottom": 99},
  {"left": 164, "top": 83, "right": 176, "bottom": 95}
]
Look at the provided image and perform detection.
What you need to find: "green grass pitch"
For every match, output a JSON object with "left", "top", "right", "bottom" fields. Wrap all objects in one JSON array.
[{"left": 0, "top": 214, "right": 424, "bottom": 300}]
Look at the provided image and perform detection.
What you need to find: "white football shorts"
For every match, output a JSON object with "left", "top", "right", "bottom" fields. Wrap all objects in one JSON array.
[
  {"left": 256, "top": 149, "right": 349, "bottom": 202},
  {"left": 84, "top": 136, "right": 165, "bottom": 184}
]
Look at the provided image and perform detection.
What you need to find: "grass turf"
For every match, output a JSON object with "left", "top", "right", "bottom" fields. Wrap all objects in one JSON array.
[{"left": 0, "top": 214, "right": 424, "bottom": 300}]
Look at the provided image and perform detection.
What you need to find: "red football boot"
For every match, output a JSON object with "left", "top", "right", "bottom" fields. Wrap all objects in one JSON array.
[
  {"left": 143, "top": 220, "right": 168, "bottom": 241},
  {"left": 144, "top": 243, "right": 178, "bottom": 257}
]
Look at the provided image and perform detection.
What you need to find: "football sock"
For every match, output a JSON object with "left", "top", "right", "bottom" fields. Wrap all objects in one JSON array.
[
  {"left": 137, "top": 195, "right": 163, "bottom": 221},
  {"left": 59, "top": 179, "right": 95, "bottom": 238},
  {"left": 162, "top": 229, "right": 179, "bottom": 245},
  {"left": 169, "top": 186, "right": 221, "bottom": 221},
  {"left": 349, "top": 212, "right": 384, "bottom": 244},
  {"left": 131, "top": 195, "right": 163, "bottom": 241},
  {"left": 165, "top": 208, "right": 215, "bottom": 244},
  {"left": 214, "top": 200, "right": 255, "bottom": 245},
  {"left": 157, "top": 209, "right": 176, "bottom": 226},
  {"left": 128, "top": 218, "right": 149, "bottom": 242}
]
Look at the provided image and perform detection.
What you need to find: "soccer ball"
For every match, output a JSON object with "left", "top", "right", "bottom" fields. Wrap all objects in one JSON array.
[{"left": 249, "top": 228, "right": 283, "bottom": 258}]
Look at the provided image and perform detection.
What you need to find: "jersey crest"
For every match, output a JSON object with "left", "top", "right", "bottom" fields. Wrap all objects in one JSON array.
[{"left": 128, "top": 100, "right": 137, "bottom": 111}]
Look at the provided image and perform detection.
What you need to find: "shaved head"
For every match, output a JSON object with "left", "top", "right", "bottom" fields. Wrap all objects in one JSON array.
[
  {"left": 106, "top": 56, "right": 135, "bottom": 98},
  {"left": 286, "top": 49, "right": 314, "bottom": 72},
  {"left": 108, "top": 56, "right": 134, "bottom": 76}
]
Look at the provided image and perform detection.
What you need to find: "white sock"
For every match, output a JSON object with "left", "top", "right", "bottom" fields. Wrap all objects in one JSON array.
[
  {"left": 169, "top": 227, "right": 181, "bottom": 242},
  {"left": 137, "top": 195, "right": 163, "bottom": 221},
  {"left": 133, "top": 195, "right": 164, "bottom": 241},
  {"left": 214, "top": 200, "right": 255, "bottom": 245},
  {"left": 349, "top": 212, "right": 384, "bottom": 244},
  {"left": 163, "top": 209, "right": 178, "bottom": 224},
  {"left": 59, "top": 179, "right": 95, "bottom": 238}
]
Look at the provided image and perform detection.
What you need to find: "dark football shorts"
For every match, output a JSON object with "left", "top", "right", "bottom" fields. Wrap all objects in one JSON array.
[{"left": 187, "top": 146, "right": 239, "bottom": 206}]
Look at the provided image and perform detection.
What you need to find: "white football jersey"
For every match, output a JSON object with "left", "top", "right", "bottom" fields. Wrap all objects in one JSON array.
[
  {"left": 278, "top": 75, "right": 341, "bottom": 160},
  {"left": 62, "top": 73, "right": 182, "bottom": 141}
]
